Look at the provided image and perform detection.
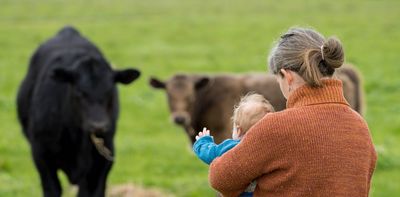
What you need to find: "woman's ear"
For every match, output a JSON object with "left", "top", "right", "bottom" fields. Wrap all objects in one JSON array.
[{"left": 280, "top": 69, "right": 293, "bottom": 85}]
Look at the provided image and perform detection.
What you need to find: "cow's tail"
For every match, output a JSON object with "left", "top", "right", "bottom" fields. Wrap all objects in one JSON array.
[{"left": 338, "top": 65, "right": 365, "bottom": 116}]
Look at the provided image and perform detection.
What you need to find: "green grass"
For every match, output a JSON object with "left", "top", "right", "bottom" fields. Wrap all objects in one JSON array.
[{"left": 0, "top": 0, "right": 399, "bottom": 196}]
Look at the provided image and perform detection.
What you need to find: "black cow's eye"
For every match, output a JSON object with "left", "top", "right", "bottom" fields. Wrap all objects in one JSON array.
[
  {"left": 76, "top": 91, "right": 83, "bottom": 97},
  {"left": 75, "top": 89, "right": 87, "bottom": 98}
]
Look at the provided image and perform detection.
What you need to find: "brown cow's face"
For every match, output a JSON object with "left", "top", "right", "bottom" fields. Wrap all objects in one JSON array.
[
  {"left": 150, "top": 75, "right": 209, "bottom": 127},
  {"left": 166, "top": 76, "right": 195, "bottom": 126}
]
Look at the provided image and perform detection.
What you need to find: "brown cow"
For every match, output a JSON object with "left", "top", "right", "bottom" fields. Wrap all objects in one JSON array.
[
  {"left": 150, "top": 66, "right": 363, "bottom": 144},
  {"left": 336, "top": 66, "right": 364, "bottom": 115}
]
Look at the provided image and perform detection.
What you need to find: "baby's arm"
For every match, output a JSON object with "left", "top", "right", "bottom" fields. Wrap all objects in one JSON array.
[
  {"left": 193, "top": 129, "right": 240, "bottom": 165},
  {"left": 193, "top": 136, "right": 219, "bottom": 164}
]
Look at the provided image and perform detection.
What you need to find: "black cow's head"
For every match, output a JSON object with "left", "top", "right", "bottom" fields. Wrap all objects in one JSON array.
[
  {"left": 51, "top": 56, "right": 140, "bottom": 135},
  {"left": 149, "top": 74, "right": 209, "bottom": 129}
]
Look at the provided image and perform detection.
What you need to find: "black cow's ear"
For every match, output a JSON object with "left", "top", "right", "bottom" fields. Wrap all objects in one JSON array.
[
  {"left": 195, "top": 77, "right": 209, "bottom": 90},
  {"left": 149, "top": 77, "right": 166, "bottom": 89},
  {"left": 114, "top": 69, "right": 141, "bottom": 84},
  {"left": 51, "top": 68, "right": 77, "bottom": 83}
]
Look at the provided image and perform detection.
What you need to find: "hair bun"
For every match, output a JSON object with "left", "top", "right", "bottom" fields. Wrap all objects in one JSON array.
[{"left": 321, "top": 37, "right": 344, "bottom": 69}]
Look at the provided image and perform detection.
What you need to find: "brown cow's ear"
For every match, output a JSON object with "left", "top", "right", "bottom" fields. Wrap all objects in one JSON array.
[
  {"left": 114, "top": 69, "right": 141, "bottom": 84},
  {"left": 195, "top": 77, "right": 209, "bottom": 90},
  {"left": 51, "top": 67, "right": 77, "bottom": 83},
  {"left": 149, "top": 77, "right": 166, "bottom": 89}
]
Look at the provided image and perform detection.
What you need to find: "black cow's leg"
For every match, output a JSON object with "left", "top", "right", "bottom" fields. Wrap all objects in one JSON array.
[
  {"left": 32, "top": 152, "right": 62, "bottom": 197},
  {"left": 78, "top": 158, "right": 112, "bottom": 197}
]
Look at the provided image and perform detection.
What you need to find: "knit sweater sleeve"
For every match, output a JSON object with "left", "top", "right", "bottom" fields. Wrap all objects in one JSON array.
[{"left": 209, "top": 115, "right": 284, "bottom": 196}]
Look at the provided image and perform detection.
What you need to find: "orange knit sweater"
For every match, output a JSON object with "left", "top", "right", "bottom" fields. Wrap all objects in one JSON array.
[{"left": 209, "top": 79, "right": 377, "bottom": 197}]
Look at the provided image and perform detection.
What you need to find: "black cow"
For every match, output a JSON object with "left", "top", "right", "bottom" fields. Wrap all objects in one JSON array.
[{"left": 17, "top": 26, "right": 140, "bottom": 197}]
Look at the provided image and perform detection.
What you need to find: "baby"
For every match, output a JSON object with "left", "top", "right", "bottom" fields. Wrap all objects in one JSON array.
[{"left": 193, "top": 93, "right": 275, "bottom": 196}]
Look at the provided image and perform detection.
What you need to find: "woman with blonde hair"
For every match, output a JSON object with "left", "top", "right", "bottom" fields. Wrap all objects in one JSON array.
[{"left": 208, "top": 27, "right": 377, "bottom": 196}]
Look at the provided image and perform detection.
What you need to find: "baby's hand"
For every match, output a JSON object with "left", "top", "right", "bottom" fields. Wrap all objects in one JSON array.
[{"left": 195, "top": 127, "right": 210, "bottom": 141}]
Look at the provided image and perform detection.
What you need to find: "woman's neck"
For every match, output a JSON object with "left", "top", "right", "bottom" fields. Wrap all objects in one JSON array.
[{"left": 287, "top": 74, "right": 306, "bottom": 98}]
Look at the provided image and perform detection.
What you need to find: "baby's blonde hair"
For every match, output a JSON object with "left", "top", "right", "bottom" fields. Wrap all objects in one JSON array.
[{"left": 232, "top": 93, "right": 275, "bottom": 134}]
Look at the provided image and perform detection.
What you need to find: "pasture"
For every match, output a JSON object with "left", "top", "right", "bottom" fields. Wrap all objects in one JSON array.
[{"left": 0, "top": 0, "right": 399, "bottom": 196}]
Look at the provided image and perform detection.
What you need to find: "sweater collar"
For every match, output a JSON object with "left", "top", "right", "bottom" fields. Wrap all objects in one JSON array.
[{"left": 286, "top": 79, "right": 350, "bottom": 109}]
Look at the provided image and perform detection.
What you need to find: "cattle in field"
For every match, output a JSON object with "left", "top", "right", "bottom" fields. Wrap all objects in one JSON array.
[
  {"left": 149, "top": 66, "right": 363, "bottom": 144},
  {"left": 17, "top": 26, "right": 140, "bottom": 197},
  {"left": 335, "top": 65, "right": 364, "bottom": 115}
]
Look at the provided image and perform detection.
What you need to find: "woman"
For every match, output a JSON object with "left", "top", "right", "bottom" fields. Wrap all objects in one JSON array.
[{"left": 209, "top": 27, "right": 377, "bottom": 196}]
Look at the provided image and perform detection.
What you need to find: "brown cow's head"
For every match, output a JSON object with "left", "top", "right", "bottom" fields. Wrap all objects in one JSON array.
[{"left": 150, "top": 75, "right": 209, "bottom": 129}]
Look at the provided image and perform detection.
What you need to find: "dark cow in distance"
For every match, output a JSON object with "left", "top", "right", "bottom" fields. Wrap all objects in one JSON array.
[
  {"left": 150, "top": 66, "right": 363, "bottom": 144},
  {"left": 17, "top": 26, "right": 140, "bottom": 197}
]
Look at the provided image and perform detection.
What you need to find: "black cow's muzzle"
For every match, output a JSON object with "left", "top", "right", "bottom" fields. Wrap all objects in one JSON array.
[{"left": 86, "top": 120, "right": 110, "bottom": 135}]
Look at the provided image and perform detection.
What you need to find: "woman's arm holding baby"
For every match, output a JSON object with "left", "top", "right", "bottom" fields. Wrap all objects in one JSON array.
[{"left": 209, "top": 116, "right": 285, "bottom": 196}]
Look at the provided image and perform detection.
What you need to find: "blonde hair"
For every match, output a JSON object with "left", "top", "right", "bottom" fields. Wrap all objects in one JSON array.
[
  {"left": 268, "top": 27, "right": 344, "bottom": 87},
  {"left": 232, "top": 93, "right": 275, "bottom": 134}
]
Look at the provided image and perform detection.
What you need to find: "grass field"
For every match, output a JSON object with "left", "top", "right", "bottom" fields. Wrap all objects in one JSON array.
[{"left": 0, "top": 0, "right": 399, "bottom": 196}]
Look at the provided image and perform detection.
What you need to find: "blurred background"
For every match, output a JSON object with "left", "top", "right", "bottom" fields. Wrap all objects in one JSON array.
[{"left": 0, "top": 0, "right": 399, "bottom": 196}]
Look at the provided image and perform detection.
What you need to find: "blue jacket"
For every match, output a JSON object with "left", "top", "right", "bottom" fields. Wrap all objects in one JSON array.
[
  {"left": 193, "top": 136, "right": 254, "bottom": 197},
  {"left": 192, "top": 136, "right": 240, "bottom": 165}
]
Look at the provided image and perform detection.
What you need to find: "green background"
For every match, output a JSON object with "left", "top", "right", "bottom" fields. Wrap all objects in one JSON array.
[{"left": 0, "top": 0, "right": 399, "bottom": 196}]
